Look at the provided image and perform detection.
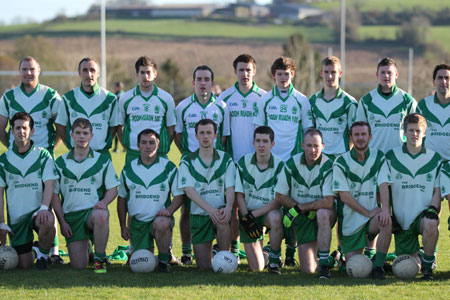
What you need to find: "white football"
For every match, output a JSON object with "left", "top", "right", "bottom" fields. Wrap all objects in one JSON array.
[
  {"left": 392, "top": 254, "right": 419, "bottom": 279},
  {"left": 129, "top": 249, "right": 156, "bottom": 273},
  {"left": 346, "top": 254, "right": 372, "bottom": 278},
  {"left": 0, "top": 246, "right": 19, "bottom": 270},
  {"left": 212, "top": 251, "right": 238, "bottom": 273}
]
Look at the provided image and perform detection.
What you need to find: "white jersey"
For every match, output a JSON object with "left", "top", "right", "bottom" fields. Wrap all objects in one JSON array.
[
  {"left": 235, "top": 153, "right": 284, "bottom": 211},
  {"left": 309, "top": 88, "right": 357, "bottom": 155},
  {"left": 0, "top": 84, "right": 61, "bottom": 150},
  {"left": 118, "top": 84, "right": 176, "bottom": 155},
  {"left": 175, "top": 94, "right": 230, "bottom": 154},
  {"left": 54, "top": 149, "right": 119, "bottom": 214},
  {"left": 118, "top": 156, "right": 183, "bottom": 222},
  {"left": 416, "top": 94, "right": 450, "bottom": 160},
  {"left": 219, "top": 82, "right": 266, "bottom": 163},
  {"left": 254, "top": 84, "right": 313, "bottom": 161},
  {"left": 356, "top": 85, "right": 416, "bottom": 153},
  {"left": 178, "top": 149, "right": 235, "bottom": 216},
  {"left": 440, "top": 161, "right": 450, "bottom": 198},
  {"left": 385, "top": 145, "right": 441, "bottom": 230},
  {"left": 56, "top": 84, "right": 120, "bottom": 152},
  {"left": 332, "top": 148, "right": 390, "bottom": 236},
  {"left": 275, "top": 153, "right": 334, "bottom": 204},
  {"left": 0, "top": 143, "right": 58, "bottom": 225}
]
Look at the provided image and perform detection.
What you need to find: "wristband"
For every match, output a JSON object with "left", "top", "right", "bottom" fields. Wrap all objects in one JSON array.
[
  {"left": 39, "top": 205, "right": 49, "bottom": 211},
  {"left": 0, "top": 222, "right": 12, "bottom": 232}
]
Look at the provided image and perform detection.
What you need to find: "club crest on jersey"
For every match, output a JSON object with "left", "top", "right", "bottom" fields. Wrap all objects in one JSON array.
[
  {"left": 71, "top": 112, "right": 78, "bottom": 118},
  {"left": 244, "top": 183, "right": 250, "bottom": 190},
  {"left": 160, "top": 183, "right": 166, "bottom": 192},
  {"left": 130, "top": 183, "right": 136, "bottom": 190},
  {"left": 212, "top": 112, "right": 218, "bottom": 122},
  {"left": 338, "top": 117, "right": 344, "bottom": 125},
  {"left": 37, "top": 171, "right": 42, "bottom": 179},
  {"left": 292, "top": 106, "right": 298, "bottom": 115},
  {"left": 90, "top": 177, "right": 96, "bottom": 184},
  {"left": 64, "top": 178, "right": 69, "bottom": 184},
  {"left": 442, "top": 186, "right": 446, "bottom": 194},
  {"left": 200, "top": 111, "right": 207, "bottom": 119},
  {"left": 241, "top": 99, "right": 248, "bottom": 108},
  {"left": 155, "top": 105, "right": 160, "bottom": 114},
  {"left": 253, "top": 102, "right": 258, "bottom": 116},
  {"left": 42, "top": 111, "right": 47, "bottom": 118},
  {"left": 102, "top": 112, "right": 106, "bottom": 120},
  {"left": 395, "top": 173, "right": 403, "bottom": 180},
  {"left": 333, "top": 180, "right": 339, "bottom": 189},
  {"left": 426, "top": 173, "right": 433, "bottom": 182},
  {"left": 218, "top": 178, "right": 223, "bottom": 186},
  {"left": 369, "top": 114, "right": 375, "bottom": 121},
  {"left": 194, "top": 182, "right": 201, "bottom": 189},
  {"left": 8, "top": 174, "right": 14, "bottom": 181},
  {"left": 143, "top": 104, "right": 150, "bottom": 112},
  {"left": 181, "top": 177, "right": 187, "bottom": 185}
]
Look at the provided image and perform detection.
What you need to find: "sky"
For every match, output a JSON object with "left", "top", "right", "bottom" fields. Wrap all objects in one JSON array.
[{"left": 0, "top": 0, "right": 272, "bottom": 25}]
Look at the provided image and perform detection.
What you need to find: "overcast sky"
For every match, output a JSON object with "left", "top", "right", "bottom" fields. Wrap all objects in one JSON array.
[{"left": 0, "top": 0, "right": 272, "bottom": 25}]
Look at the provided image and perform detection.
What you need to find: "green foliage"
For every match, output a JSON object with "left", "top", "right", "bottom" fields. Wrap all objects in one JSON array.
[
  {"left": 157, "top": 58, "right": 188, "bottom": 103},
  {"left": 312, "top": 0, "right": 450, "bottom": 13},
  {"left": 396, "top": 16, "right": 431, "bottom": 48}
]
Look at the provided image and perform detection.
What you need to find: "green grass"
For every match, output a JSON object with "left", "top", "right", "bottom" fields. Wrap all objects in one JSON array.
[
  {"left": 312, "top": 0, "right": 450, "bottom": 12},
  {"left": 2, "top": 144, "right": 450, "bottom": 299}
]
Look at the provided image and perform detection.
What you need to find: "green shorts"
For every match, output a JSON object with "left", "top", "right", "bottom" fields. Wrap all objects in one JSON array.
[
  {"left": 64, "top": 209, "right": 94, "bottom": 245},
  {"left": 339, "top": 220, "right": 377, "bottom": 254},
  {"left": 292, "top": 213, "right": 317, "bottom": 245},
  {"left": 238, "top": 212, "right": 265, "bottom": 244},
  {"left": 9, "top": 210, "right": 38, "bottom": 249},
  {"left": 130, "top": 216, "right": 175, "bottom": 251},
  {"left": 394, "top": 212, "right": 424, "bottom": 255},
  {"left": 190, "top": 215, "right": 217, "bottom": 245}
]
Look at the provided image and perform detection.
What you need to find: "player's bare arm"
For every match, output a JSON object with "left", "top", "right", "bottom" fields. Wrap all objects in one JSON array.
[{"left": 339, "top": 191, "right": 381, "bottom": 218}]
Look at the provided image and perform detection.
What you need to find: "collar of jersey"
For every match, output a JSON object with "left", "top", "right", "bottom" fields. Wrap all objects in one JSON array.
[
  {"left": 191, "top": 148, "right": 220, "bottom": 168},
  {"left": 402, "top": 143, "right": 426, "bottom": 158},
  {"left": 20, "top": 83, "right": 40, "bottom": 97},
  {"left": 376, "top": 84, "right": 398, "bottom": 100},
  {"left": 12, "top": 140, "right": 35, "bottom": 157},
  {"left": 273, "top": 84, "right": 293, "bottom": 101},
  {"left": 136, "top": 83, "right": 158, "bottom": 100},
  {"left": 234, "top": 81, "right": 258, "bottom": 98},
  {"left": 300, "top": 152, "right": 322, "bottom": 170},
  {"left": 433, "top": 93, "right": 450, "bottom": 108},
  {"left": 80, "top": 83, "right": 100, "bottom": 98},
  {"left": 350, "top": 147, "right": 371, "bottom": 165},
  {"left": 250, "top": 152, "right": 274, "bottom": 170},
  {"left": 192, "top": 93, "right": 216, "bottom": 109},
  {"left": 67, "top": 147, "right": 95, "bottom": 162},
  {"left": 318, "top": 87, "right": 343, "bottom": 101},
  {"left": 137, "top": 155, "right": 160, "bottom": 168}
]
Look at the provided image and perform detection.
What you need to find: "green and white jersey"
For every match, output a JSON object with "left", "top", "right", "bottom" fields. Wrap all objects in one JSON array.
[
  {"left": 310, "top": 88, "right": 357, "bottom": 155},
  {"left": 416, "top": 94, "right": 450, "bottom": 160},
  {"left": 55, "top": 84, "right": 120, "bottom": 152},
  {"left": 0, "top": 84, "right": 61, "bottom": 150},
  {"left": 178, "top": 149, "right": 235, "bottom": 216},
  {"left": 235, "top": 153, "right": 284, "bottom": 211},
  {"left": 118, "top": 156, "right": 183, "bottom": 222},
  {"left": 0, "top": 143, "right": 58, "bottom": 225},
  {"left": 54, "top": 149, "right": 120, "bottom": 214},
  {"left": 332, "top": 148, "right": 389, "bottom": 236},
  {"left": 275, "top": 153, "right": 334, "bottom": 205},
  {"left": 254, "top": 84, "right": 313, "bottom": 161},
  {"left": 219, "top": 82, "right": 266, "bottom": 163},
  {"left": 386, "top": 145, "right": 441, "bottom": 230},
  {"left": 118, "top": 84, "right": 176, "bottom": 155},
  {"left": 175, "top": 94, "right": 230, "bottom": 154},
  {"left": 356, "top": 85, "right": 416, "bottom": 153},
  {"left": 440, "top": 161, "right": 450, "bottom": 198}
]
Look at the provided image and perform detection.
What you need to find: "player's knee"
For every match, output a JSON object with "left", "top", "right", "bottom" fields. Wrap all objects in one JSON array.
[
  {"left": 267, "top": 210, "right": 282, "bottom": 227},
  {"left": 422, "top": 218, "right": 439, "bottom": 234},
  {"left": 154, "top": 216, "right": 171, "bottom": 232},
  {"left": 93, "top": 210, "right": 109, "bottom": 228},
  {"left": 316, "top": 209, "right": 331, "bottom": 227}
]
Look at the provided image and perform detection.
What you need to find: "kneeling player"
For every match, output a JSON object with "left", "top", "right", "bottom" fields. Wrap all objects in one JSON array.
[
  {"left": 178, "top": 119, "right": 235, "bottom": 270},
  {"left": 386, "top": 113, "right": 442, "bottom": 280},
  {"left": 117, "top": 129, "right": 183, "bottom": 272},
  {"left": 235, "top": 126, "right": 284, "bottom": 274},
  {"left": 332, "top": 122, "right": 392, "bottom": 279},
  {"left": 0, "top": 112, "right": 57, "bottom": 269},
  {"left": 52, "top": 118, "right": 119, "bottom": 273},
  {"left": 275, "top": 128, "right": 336, "bottom": 277}
]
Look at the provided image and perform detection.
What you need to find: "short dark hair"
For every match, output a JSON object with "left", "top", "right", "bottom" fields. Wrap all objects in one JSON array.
[
  {"left": 193, "top": 65, "right": 214, "bottom": 82},
  {"left": 138, "top": 128, "right": 160, "bottom": 144},
  {"left": 233, "top": 54, "right": 256, "bottom": 70},
  {"left": 254, "top": 126, "right": 274, "bottom": 142},
  {"left": 78, "top": 57, "right": 98, "bottom": 72},
  {"left": 303, "top": 128, "right": 323, "bottom": 143},
  {"left": 377, "top": 57, "right": 397, "bottom": 72},
  {"left": 72, "top": 118, "right": 93, "bottom": 133},
  {"left": 350, "top": 121, "right": 371, "bottom": 136},
  {"left": 403, "top": 113, "right": 427, "bottom": 131},
  {"left": 114, "top": 81, "right": 124, "bottom": 88},
  {"left": 321, "top": 56, "right": 341, "bottom": 68},
  {"left": 195, "top": 118, "right": 217, "bottom": 134},
  {"left": 271, "top": 56, "right": 296, "bottom": 76},
  {"left": 135, "top": 56, "right": 157, "bottom": 74},
  {"left": 432, "top": 64, "right": 450, "bottom": 80},
  {"left": 11, "top": 112, "right": 34, "bottom": 130},
  {"left": 19, "top": 56, "right": 40, "bottom": 70}
]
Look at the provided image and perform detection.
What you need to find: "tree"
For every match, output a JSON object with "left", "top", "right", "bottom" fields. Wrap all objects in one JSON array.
[
  {"left": 396, "top": 16, "right": 430, "bottom": 48},
  {"left": 329, "top": 1, "right": 362, "bottom": 43},
  {"left": 157, "top": 58, "right": 187, "bottom": 103}
]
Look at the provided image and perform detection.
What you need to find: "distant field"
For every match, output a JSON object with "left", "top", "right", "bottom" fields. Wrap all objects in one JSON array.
[{"left": 312, "top": 0, "right": 450, "bottom": 12}]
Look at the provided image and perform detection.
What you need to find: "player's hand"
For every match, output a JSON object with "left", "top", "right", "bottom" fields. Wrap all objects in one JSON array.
[
  {"left": 94, "top": 200, "right": 108, "bottom": 210},
  {"left": 219, "top": 206, "right": 232, "bottom": 224},
  {"left": 60, "top": 222, "right": 72, "bottom": 238},
  {"left": 36, "top": 209, "right": 52, "bottom": 226},
  {"left": 423, "top": 205, "right": 439, "bottom": 220},
  {"left": 240, "top": 212, "right": 262, "bottom": 239},
  {"left": 283, "top": 205, "right": 302, "bottom": 228},
  {"left": 367, "top": 207, "right": 381, "bottom": 218},
  {"left": 209, "top": 208, "right": 222, "bottom": 225},
  {"left": 156, "top": 208, "right": 172, "bottom": 217},
  {"left": 377, "top": 209, "right": 391, "bottom": 227},
  {"left": 121, "top": 226, "right": 131, "bottom": 241}
]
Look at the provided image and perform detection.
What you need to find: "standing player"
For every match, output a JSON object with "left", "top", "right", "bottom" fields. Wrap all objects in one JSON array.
[
  {"left": 309, "top": 56, "right": 357, "bottom": 159},
  {"left": 235, "top": 126, "right": 284, "bottom": 274},
  {"left": 275, "top": 128, "right": 336, "bottom": 277},
  {"left": 219, "top": 54, "right": 266, "bottom": 261},
  {"left": 175, "top": 65, "right": 230, "bottom": 264},
  {"left": 117, "top": 129, "right": 183, "bottom": 273},
  {"left": 55, "top": 57, "right": 120, "bottom": 154},
  {"left": 118, "top": 57, "right": 176, "bottom": 164},
  {"left": 385, "top": 113, "right": 441, "bottom": 280},
  {"left": 112, "top": 81, "right": 124, "bottom": 153},
  {"left": 177, "top": 119, "right": 235, "bottom": 270},
  {"left": 0, "top": 112, "right": 57, "bottom": 269},
  {"left": 356, "top": 57, "right": 416, "bottom": 153},
  {"left": 52, "top": 118, "right": 119, "bottom": 273},
  {"left": 332, "top": 121, "right": 392, "bottom": 279}
]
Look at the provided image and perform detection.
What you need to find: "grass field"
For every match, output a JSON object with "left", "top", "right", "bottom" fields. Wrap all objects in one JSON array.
[
  {"left": 312, "top": 0, "right": 450, "bottom": 12},
  {"left": 1, "top": 142, "right": 450, "bottom": 300}
]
